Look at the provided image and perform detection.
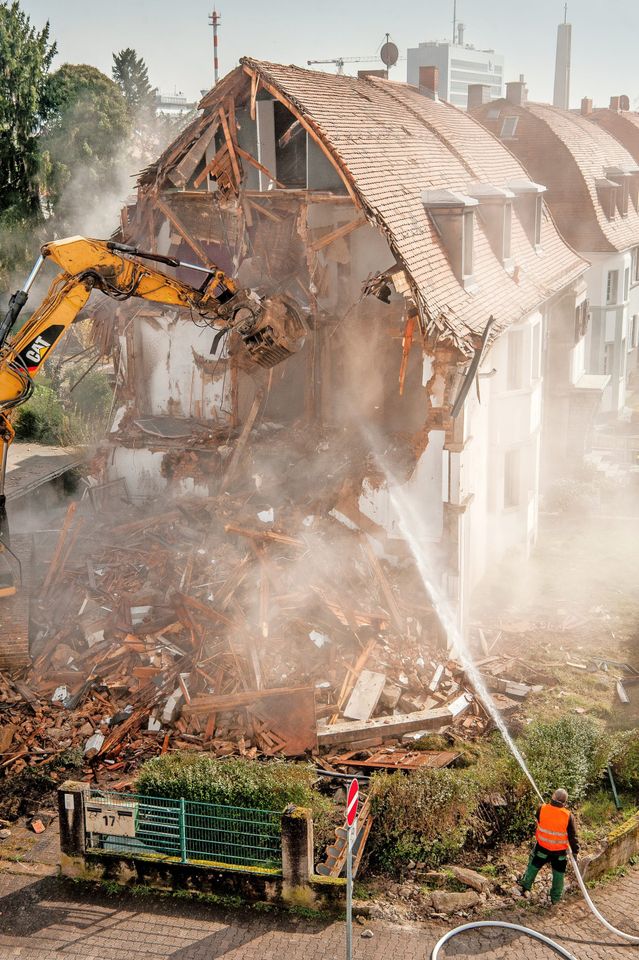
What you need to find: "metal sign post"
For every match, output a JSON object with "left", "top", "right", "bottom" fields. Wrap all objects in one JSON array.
[{"left": 346, "top": 778, "right": 359, "bottom": 960}]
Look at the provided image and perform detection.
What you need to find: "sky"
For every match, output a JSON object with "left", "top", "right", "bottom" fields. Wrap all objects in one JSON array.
[{"left": 17, "top": 0, "right": 639, "bottom": 109}]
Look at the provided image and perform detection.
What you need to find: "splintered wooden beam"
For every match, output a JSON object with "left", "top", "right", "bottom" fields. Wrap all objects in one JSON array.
[
  {"left": 224, "top": 524, "right": 305, "bottom": 547},
  {"left": 184, "top": 685, "right": 313, "bottom": 716},
  {"left": 250, "top": 72, "right": 259, "bottom": 120},
  {"left": 246, "top": 198, "right": 284, "bottom": 223},
  {"left": 360, "top": 536, "right": 405, "bottom": 635},
  {"left": 169, "top": 120, "right": 219, "bottom": 188},
  {"left": 154, "top": 197, "right": 215, "bottom": 270},
  {"left": 193, "top": 142, "right": 228, "bottom": 189},
  {"left": 43, "top": 503, "right": 81, "bottom": 594},
  {"left": 235, "top": 144, "right": 286, "bottom": 188},
  {"left": 310, "top": 215, "right": 367, "bottom": 252},
  {"left": 218, "top": 106, "right": 242, "bottom": 188},
  {"left": 398, "top": 310, "right": 417, "bottom": 396},
  {"left": 220, "top": 390, "right": 264, "bottom": 489}
]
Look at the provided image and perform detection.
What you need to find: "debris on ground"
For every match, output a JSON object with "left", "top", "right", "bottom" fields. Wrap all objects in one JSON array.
[{"left": 0, "top": 423, "right": 565, "bottom": 800}]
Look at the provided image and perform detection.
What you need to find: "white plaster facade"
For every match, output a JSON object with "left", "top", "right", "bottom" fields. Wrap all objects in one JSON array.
[{"left": 584, "top": 249, "right": 639, "bottom": 412}]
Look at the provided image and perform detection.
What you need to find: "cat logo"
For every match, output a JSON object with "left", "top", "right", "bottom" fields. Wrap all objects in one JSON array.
[{"left": 24, "top": 335, "right": 51, "bottom": 366}]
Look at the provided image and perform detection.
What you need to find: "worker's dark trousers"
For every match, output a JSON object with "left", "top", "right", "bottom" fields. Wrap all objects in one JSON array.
[{"left": 521, "top": 843, "right": 568, "bottom": 903}]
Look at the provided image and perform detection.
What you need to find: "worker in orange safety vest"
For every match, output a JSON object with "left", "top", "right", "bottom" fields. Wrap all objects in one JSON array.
[{"left": 519, "top": 788, "right": 580, "bottom": 904}]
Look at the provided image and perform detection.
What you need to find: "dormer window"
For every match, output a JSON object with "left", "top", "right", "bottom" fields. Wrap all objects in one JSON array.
[
  {"left": 507, "top": 179, "right": 546, "bottom": 251},
  {"left": 467, "top": 183, "right": 514, "bottom": 269},
  {"left": 596, "top": 178, "right": 620, "bottom": 220},
  {"left": 422, "top": 189, "right": 478, "bottom": 289},
  {"left": 605, "top": 167, "right": 631, "bottom": 217},
  {"left": 500, "top": 116, "right": 519, "bottom": 139}
]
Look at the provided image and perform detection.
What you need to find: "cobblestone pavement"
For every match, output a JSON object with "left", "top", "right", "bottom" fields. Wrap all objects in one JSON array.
[{"left": 0, "top": 866, "right": 638, "bottom": 960}]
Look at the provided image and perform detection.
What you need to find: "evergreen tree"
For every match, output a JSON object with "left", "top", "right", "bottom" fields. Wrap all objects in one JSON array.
[
  {"left": 0, "top": 1, "right": 56, "bottom": 289},
  {"left": 112, "top": 48, "right": 156, "bottom": 115},
  {"left": 42, "top": 64, "right": 131, "bottom": 232}
]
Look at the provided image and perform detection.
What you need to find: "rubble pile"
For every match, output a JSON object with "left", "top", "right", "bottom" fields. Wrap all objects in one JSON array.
[{"left": 0, "top": 428, "right": 548, "bottom": 788}]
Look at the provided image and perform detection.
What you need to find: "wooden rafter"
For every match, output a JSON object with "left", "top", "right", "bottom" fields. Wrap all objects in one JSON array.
[
  {"left": 235, "top": 145, "right": 285, "bottom": 189},
  {"left": 154, "top": 196, "right": 215, "bottom": 269},
  {"left": 309, "top": 215, "right": 367, "bottom": 252},
  {"left": 193, "top": 142, "right": 229, "bottom": 189},
  {"left": 242, "top": 64, "right": 362, "bottom": 208},
  {"left": 218, "top": 106, "right": 242, "bottom": 188}
]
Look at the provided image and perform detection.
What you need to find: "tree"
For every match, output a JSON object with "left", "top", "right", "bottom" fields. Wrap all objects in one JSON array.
[
  {"left": 112, "top": 48, "right": 156, "bottom": 115},
  {"left": 42, "top": 64, "right": 131, "bottom": 231},
  {"left": 0, "top": 1, "right": 56, "bottom": 289}
]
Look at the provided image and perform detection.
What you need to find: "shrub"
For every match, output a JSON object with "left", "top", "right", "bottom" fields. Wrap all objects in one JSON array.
[
  {"left": 611, "top": 731, "right": 639, "bottom": 792},
  {"left": 519, "top": 715, "right": 610, "bottom": 804},
  {"left": 13, "top": 383, "right": 74, "bottom": 444},
  {"left": 13, "top": 368, "right": 112, "bottom": 446},
  {"left": 368, "top": 766, "right": 484, "bottom": 871}
]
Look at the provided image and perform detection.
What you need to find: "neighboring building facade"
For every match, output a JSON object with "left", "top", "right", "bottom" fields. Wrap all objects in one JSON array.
[
  {"left": 107, "top": 62, "right": 585, "bottom": 628},
  {"left": 472, "top": 83, "right": 639, "bottom": 416},
  {"left": 587, "top": 100, "right": 639, "bottom": 387},
  {"left": 154, "top": 92, "right": 198, "bottom": 117},
  {"left": 407, "top": 38, "right": 504, "bottom": 108}
]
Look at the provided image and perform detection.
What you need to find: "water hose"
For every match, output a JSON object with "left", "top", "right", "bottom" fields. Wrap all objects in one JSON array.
[
  {"left": 567, "top": 850, "right": 639, "bottom": 943},
  {"left": 480, "top": 692, "right": 639, "bottom": 946},
  {"left": 430, "top": 921, "right": 578, "bottom": 960},
  {"left": 371, "top": 450, "right": 639, "bottom": 949}
]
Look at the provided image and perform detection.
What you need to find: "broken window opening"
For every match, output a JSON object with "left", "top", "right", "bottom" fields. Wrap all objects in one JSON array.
[
  {"left": 574, "top": 299, "right": 589, "bottom": 342},
  {"left": 274, "top": 102, "right": 306, "bottom": 189}
]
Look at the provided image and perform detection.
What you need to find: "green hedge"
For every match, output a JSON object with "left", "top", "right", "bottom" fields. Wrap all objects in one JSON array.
[
  {"left": 134, "top": 753, "right": 336, "bottom": 855},
  {"left": 135, "top": 753, "right": 317, "bottom": 808}
]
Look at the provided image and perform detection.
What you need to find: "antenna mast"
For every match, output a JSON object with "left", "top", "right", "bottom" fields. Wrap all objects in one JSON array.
[
  {"left": 209, "top": 8, "right": 221, "bottom": 86},
  {"left": 452, "top": 0, "right": 457, "bottom": 44}
]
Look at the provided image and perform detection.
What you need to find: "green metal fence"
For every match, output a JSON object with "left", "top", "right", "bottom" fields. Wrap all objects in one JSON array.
[{"left": 84, "top": 790, "right": 282, "bottom": 871}]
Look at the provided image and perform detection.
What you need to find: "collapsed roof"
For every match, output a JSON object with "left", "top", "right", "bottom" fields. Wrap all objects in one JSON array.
[{"left": 138, "top": 59, "right": 586, "bottom": 350}]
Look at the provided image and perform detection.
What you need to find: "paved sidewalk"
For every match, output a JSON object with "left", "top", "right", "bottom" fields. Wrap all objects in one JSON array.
[{"left": 0, "top": 866, "right": 638, "bottom": 960}]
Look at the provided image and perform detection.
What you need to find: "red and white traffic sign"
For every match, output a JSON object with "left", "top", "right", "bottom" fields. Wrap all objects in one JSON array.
[{"left": 346, "top": 778, "right": 359, "bottom": 827}]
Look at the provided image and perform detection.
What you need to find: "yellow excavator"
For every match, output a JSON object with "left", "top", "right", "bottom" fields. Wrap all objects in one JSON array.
[{"left": 0, "top": 235, "right": 305, "bottom": 597}]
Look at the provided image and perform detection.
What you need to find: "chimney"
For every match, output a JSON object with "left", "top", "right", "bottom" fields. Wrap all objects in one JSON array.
[
  {"left": 506, "top": 79, "right": 527, "bottom": 106},
  {"left": 457, "top": 22, "right": 465, "bottom": 46},
  {"left": 552, "top": 20, "right": 571, "bottom": 109},
  {"left": 467, "top": 84, "right": 491, "bottom": 110},
  {"left": 580, "top": 97, "right": 593, "bottom": 116},
  {"left": 419, "top": 65, "right": 440, "bottom": 99},
  {"left": 610, "top": 95, "right": 621, "bottom": 112}
]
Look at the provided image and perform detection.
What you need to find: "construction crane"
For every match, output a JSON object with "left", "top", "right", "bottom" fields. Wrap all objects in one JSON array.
[
  {"left": 307, "top": 57, "right": 381, "bottom": 75},
  {"left": 307, "top": 39, "right": 402, "bottom": 77}
]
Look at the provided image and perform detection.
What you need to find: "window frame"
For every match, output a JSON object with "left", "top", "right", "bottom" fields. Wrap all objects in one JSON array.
[{"left": 606, "top": 269, "right": 619, "bottom": 306}]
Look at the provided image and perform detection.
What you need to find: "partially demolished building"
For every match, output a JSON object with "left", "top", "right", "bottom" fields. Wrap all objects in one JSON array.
[{"left": 104, "top": 60, "right": 588, "bottom": 626}]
